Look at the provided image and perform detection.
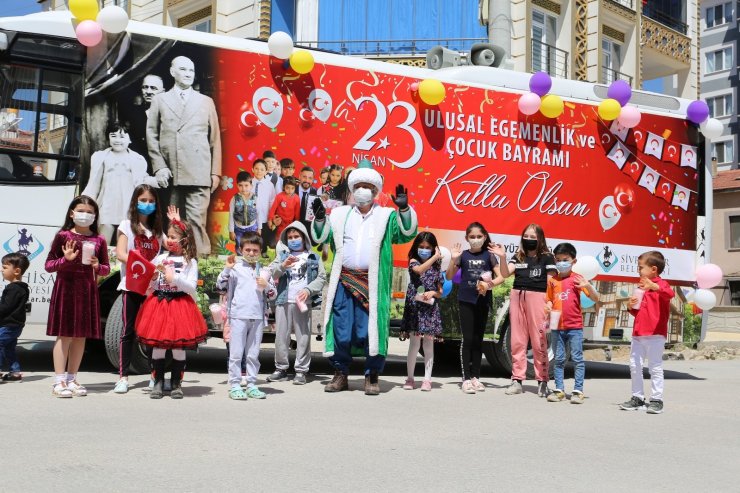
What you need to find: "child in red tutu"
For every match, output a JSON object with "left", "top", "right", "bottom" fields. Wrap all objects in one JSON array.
[{"left": 136, "top": 219, "right": 207, "bottom": 399}]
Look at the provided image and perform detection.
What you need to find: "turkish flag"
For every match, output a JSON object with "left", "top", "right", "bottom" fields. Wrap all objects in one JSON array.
[
  {"left": 622, "top": 160, "right": 643, "bottom": 183},
  {"left": 126, "top": 249, "right": 156, "bottom": 296},
  {"left": 655, "top": 179, "right": 675, "bottom": 204}
]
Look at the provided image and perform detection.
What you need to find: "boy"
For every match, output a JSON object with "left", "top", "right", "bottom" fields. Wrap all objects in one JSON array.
[
  {"left": 545, "top": 243, "right": 599, "bottom": 404},
  {"left": 267, "top": 222, "right": 326, "bottom": 384},
  {"left": 620, "top": 250, "right": 674, "bottom": 414},
  {"left": 228, "top": 171, "right": 259, "bottom": 248},
  {"left": 252, "top": 158, "right": 277, "bottom": 254},
  {"left": 0, "top": 252, "right": 30, "bottom": 382},
  {"left": 268, "top": 176, "right": 301, "bottom": 239},
  {"left": 216, "top": 234, "right": 276, "bottom": 400},
  {"left": 263, "top": 150, "right": 281, "bottom": 188}
]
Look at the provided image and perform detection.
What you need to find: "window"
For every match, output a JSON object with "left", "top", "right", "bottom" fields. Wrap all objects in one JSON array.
[
  {"left": 707, "top": 94, "right": 733, "bottom": 118},
  {"left": 705, "top": 47, "right": 733, "bottom": 73},
  {"left": 712, "top": 141, "right": 734, "bottom": 164},
  {"left": 532, "top": 9, "right": 559, "bottom": 75},
  {"left": 619, "top": 309, "right": 631, "bottom": 327},
  {"left": 706, "top": 2, "right": 733, "bottom": 28},
  {"left": 177, "top": 6, "right": 212, "bottom": 33},
  {"left": 730, "top": 215, "right": 740, "bottom": 249},
  {"left": 602, "top": 38, "right": 624, "bottom": 84},
  {"left": 600, "top": 281, "right": 616, "bottom": 294},
  {"left": 583, "top": 313, "right": 595, "bottom": 326},
  {"left": 729, "top": 280, "right": 740, "bottom": 306}
]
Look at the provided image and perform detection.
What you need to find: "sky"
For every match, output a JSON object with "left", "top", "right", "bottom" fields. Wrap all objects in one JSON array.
[{"left": 1, "top": 0, "right": 43, "bottom": 17}]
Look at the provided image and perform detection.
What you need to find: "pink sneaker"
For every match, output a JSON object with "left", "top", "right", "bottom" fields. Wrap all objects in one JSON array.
[
  {"left": 420, "top": 380, "right": 432, "bottom": 392},
  {"left": 403, "top": 377, "right": 415, "bottom": 390},
  {"left": 471, "top": 377, "right": 485, "bottom": 392},
  {"left": 461, "top": 380, "right": 476, "bottom": 394}
]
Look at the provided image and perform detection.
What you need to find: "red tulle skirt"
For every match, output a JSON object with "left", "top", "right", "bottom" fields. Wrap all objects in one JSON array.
[{"left": 135, "top": 292, "right": 208, "bottom": 349}]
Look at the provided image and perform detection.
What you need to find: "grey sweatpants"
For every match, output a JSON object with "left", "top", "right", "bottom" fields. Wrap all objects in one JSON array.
[
  {"left": 274, "top": 303, "right": 312, "bottom": 374},
  {"left": 228, "top": 318, "right": 264, "bottom": 387}
]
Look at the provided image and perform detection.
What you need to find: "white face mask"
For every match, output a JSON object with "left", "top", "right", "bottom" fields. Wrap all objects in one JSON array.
[
  {"left": 73, "top": 211, "right": 96, "bottom": 227},
  {"left": 468, "top": 238, "right": 485, "bottom": 249},
  {"left": 353, "top": 187, "right": 374, "bottom": 206}
]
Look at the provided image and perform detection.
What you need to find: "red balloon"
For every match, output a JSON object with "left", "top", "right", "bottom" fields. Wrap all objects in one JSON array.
[
  {"left": 613, "top": 182, "right": 636, "bottom": 214},
  {"left": 238, "top": 101, "right": 259, "bottom": 138}
]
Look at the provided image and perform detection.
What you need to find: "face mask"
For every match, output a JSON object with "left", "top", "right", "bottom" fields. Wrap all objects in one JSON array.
[
  {"left": 556, "top": 261, "right": 572, "bottom": 274},
  {"left": 522, "top": 239, "right": 538, "bottom": 251},
  {"left": 137, "top": 202, "right": 156, "bottom": 216},
  {"left": 287, "top": 238, "right": 304, "bottom": 251},
  {"left": 353, "top": 187, "right": 373, "bottom": 206},
  {"left": 243, "top": 254, "right": 261, "bottom": 264},
  {"left": 166, "top": 239, "right": 183, "bottom": 254},
  {"left": 468, "top": 238, "right": 485, "bottom": 249},
  {"left": 73, "top": 212, "right": 95, "bottom": 227},
  {"left": 418, "top": 248, "right": 432, "bottom": 260}
]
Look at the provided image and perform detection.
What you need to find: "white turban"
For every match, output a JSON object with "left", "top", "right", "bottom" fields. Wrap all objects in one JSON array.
[{"left": 347, "top": 167, "right": 383, "bottom": 193}]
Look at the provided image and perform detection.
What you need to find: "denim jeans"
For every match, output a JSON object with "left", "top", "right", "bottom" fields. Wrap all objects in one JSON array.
[
  {"left": 553, "top": 328, "right": 584, "bottom": 392},
  {"left": 0, "top": 325, "right": 23, "bottom": 373}
]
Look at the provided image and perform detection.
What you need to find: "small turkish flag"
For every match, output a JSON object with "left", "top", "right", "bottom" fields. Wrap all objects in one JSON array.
[
  {"left": 622, "top": 160, "right": 643, "bottom": 182},
  {"left": 655, "top": 179, "right": 675, "bottom": 204},
  {"left": 126, "top": 249, "right": 156, "bottom": 296}
]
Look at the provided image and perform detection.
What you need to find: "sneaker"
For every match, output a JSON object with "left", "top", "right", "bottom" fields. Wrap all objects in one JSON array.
[
  {"left": 403, "top": 377, "right": 415, "bottom": 390},
  {"left": 67, "top": 380, "right": 87, "bottom": 397},
  {"left": 113, "top": 379, "right": 129, "bottom": 394},
  {"left": 267, "top": 369, "right": 289, "bottom": 382},
  {"left": 537, "top": 381, "right": 550, "bottom": 398},
  {"left": 246, "top": 386, "right": 266, "bottom": 399},
  {"left": 1, "top": 372, "right": 22, "bottom": 381},
  {"left": 570, "top": 391, "right": 585, "bottom": 405},
  {"left": 471, "top": 377, "right": 485, "bottom": 392},
  {"left": 420, "top": 380, "right": 432, "bottom": 392},
  {"left": 619, "top": 396, "right": 646, "bottom": 411},
  {"left": 150, "top": 379, "right": 164, "bottom": 399},
  {"left": 170, "top": 384, "right": 184, "bottom": 399},
  {"left": 504, "top": 380, "right": 523, "bottom": 395},
  {"left": 547, "top": 390, "right": 566, "bottom": 402},
  {"left": 52, "top": 382, "right": 73, "bottom": 398},
  {"left": 646, "top": 400, "right": 664, "bottom": 414},
  {"left": 461, "top": 380, "right": 476, "bottom": 394},
  {"left": 293, "top": 373, "right": 307, "bottom": 385}
]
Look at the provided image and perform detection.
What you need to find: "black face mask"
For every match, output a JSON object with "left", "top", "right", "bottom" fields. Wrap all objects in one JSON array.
[{"left": 522, "top": 239, "right": 538, "bottom": 251}]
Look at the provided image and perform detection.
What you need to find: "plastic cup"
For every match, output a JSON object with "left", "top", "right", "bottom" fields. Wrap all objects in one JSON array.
[
  {"left": 480, "top": 271, "right": 492, "bottom": 283},
  {"left": 632, "top": 287, "right": 645, "bottom": 310},
  {"left": 296, "top": 299, "right": 308, "bottom": 312},
  {"left": 257, "top": 269, "right": 270, "bottom": 292},
  {"left": 549, "top": 310, "right": 561, "bottom": 330},
  {"left": 81, "top": 241, "right": 95, "bottom": 265},
  {"left": 209, "top": 303, "right": 224, "bottom": 325}
]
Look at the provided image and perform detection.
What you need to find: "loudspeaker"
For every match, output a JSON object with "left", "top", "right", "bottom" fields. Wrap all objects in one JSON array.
[
  {"left": 426, "top": 45, "right": 462, "bottom": 70},
  {"left": 469, "top": 42, "right": 506, "bottom": 67}
]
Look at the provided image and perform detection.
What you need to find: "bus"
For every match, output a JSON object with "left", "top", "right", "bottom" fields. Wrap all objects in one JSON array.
[{"left": 0, "top": 11, "right": 706, "bottom": 376}]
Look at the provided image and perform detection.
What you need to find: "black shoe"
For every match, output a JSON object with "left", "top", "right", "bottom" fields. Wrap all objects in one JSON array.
[
  {"left": 619, "top": 396, "right": 645, "bottom": 411},
  {"left": 150, "top": 379, "right": 164, "bottom": 399},
  {"left": 170, "top": 360, "right": 186, "bottom": 399},
  {"left": 646, "top": 400, "right": 664, "bottom": 414}
]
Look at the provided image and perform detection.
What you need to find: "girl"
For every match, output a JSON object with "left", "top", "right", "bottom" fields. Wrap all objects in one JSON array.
[
  {"left": 492, "top": 223, "right": 556, "bottom": 397},
  {"left": 45, "top": 195, "right": 111, "bottom": 398},
  {"left": 447, "top": 222, "right": 503, "bottom": 394},
  {"left": 320, "top": 164, "right": 348, "bottom": 205},
  {"left": 135, "top": 219, "right": 208, "bottom": 399},
  {"left": 112, "top": 184, "right": 166, "bottom": 394},
  {"left": 400, "top": 232, "right": 443, "bottom": 392}
]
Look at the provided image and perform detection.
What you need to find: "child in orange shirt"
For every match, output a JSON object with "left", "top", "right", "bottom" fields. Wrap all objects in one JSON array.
[{"left": 268, "top": 176, "right": 300, "bottom": 240}]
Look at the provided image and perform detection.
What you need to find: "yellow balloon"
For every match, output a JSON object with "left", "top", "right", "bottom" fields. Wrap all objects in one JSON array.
[
  {"left": 540, "top": 94, "right": 564, "bottom": 118},
  {"left": 598, "top": 98, "right": 622, "bottom": 120},
  {"left": 69, "top": 0, "right": 99, "bottom": 21},
  {"left": 419, "top": 79, "right": 445, "bottom": 105},
  {"left": 289, "top": 50, "right": 315, "bottom": 74}
]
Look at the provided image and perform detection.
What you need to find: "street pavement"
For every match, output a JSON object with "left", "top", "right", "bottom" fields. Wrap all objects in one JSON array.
[{"left": 4, "top": 336, "right": 739, "bottom": 492}]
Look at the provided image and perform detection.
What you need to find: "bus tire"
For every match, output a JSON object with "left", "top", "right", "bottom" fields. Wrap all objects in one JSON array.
[
  {"left": 104, "top": 294, "right": 150, "bottom": 375},
  {"left": 501, "top": 321, "right": 557, "bottom": 381}
]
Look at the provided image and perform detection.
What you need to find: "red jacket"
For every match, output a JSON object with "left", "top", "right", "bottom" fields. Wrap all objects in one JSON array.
[
  {"left": 269, "top": 192, "right": 300, "bottom": 237},
  {"left": 629, "top": 276, "right": 674, "bottom": 337}
]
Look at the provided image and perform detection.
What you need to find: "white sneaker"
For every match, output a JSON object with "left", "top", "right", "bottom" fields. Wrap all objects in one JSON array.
[
  {"left": 67, "top": 380, "right": 87, "bottom": 397},
  {"left": 504, "top": 380, "right": 523, "bottom": 395},
  {"left": 113, "top": 379, "right": 129, "bottom": 394},
  {"left": 471, "top": 377, "right": 485, "bottom": 392}
]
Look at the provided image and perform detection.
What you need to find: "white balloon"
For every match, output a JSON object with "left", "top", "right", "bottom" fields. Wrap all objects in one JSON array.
[
  {"left": 268, "top": 31, "right": 294, "bottom": 59},
  {"left": 439, "top": 246, "right": 451, "bottom": 272},
  {"left": 572, "top": 255, "right": 600, "bottom": 281},
  {"left": 309, "top": 88, "right": 333, "bottom": 123},
  {"left": 700, "top": 118, "right": 724, "bottom": 139},
  {"left": 598, "top": 195, "right": 621, "bottom": 231},
  {"left": 693, "top": 289, "right": 716, "bottom": 311},
  {"left": 252, "top": 86, "right": 284, "bottom": 129},
  {"left": 96, "top": 6, "right": 129, "bottom": 34},
  {"left": 682, "top": 287, "right": 695, "bottom": 303}
]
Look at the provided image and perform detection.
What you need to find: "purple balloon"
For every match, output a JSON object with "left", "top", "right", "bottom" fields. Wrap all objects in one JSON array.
[
  {"left": 529, "top": 71, "right": 552, "bottom": 97},
  {"left": 686, "top": 100, "right": 710, "bottom": 124},
  {"left": 452, "top": 269, "right": 462, "bottom": 285},
  {"left": 607, "top": 80, "right": 632, "bottom": 106}
]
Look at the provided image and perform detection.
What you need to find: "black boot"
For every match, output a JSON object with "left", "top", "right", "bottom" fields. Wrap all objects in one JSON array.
[
  {"left": 150, "top": 359, "right": 166, "bottom": 399},
  {"left": 170, "top": 359, "right": 186, "bottom": 399}
]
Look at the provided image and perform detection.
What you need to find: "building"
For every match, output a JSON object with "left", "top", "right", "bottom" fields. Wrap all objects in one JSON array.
[{"left": 699, "top": 1, "right": 738, "bottom": 172}]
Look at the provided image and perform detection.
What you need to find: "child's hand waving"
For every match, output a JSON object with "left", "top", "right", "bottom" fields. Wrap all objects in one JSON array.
[
  {"left": 450, "top": 243, "right": 463, "bottom": 261},
  {"left": 167, "top": 205, "right": 181, "bottom": 222},
  {"left": 62, "top": 240, "right": 79, "bottom": 262},
  {"left": 225, "top": 254, "right": 236, "bottom": 269}
]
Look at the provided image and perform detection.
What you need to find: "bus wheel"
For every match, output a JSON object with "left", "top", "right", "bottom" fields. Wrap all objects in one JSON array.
[
  {"left": 104, "top": 294, "right": 150, "bottom": 375},
  {"left": 501, "top": 322, "right": 557, "bottom": 380}
]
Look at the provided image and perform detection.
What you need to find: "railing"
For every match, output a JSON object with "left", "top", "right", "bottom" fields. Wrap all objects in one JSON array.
[
  {"left": 296, "top": 38, "right": 488, "bottom": 57},
  {"left": 530, "top": 39, "right": 569, "bottom": 78},
  {"left": 642, "top": 5, "right": 688, "bottom": 35},
  {"left": 606, "top": 0, "right": 634, "bottom": 9},
  {"left": 602, "top": 66, "right": 634, "bottom": 86}
]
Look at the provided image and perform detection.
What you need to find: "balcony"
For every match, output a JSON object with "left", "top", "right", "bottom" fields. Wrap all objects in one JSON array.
[
  {"left": 530, "top": 39, "right": 569, "bottom": 78},
  {"left": 297, "top": 38, "right": 488, "bottom": 58},
  {"left": 642, "top": 5, "right": 688, "bottom": 35},
  {"left": 602, "top": 66, "right": 634, "bottom": 86}
]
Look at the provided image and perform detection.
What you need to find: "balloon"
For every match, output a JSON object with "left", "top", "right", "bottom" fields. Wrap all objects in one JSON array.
[
  {"left": 308, "top": 88, "right": 332, "bottom": 122},
  {"left": 686, "top": 100, "right": 710, "bottom": 124},
  {"left": 695, "top": 263, "right": 723, "bottom": 289},
  {"left": 693, "top": 289, "right": 717, "bottom": 311},
  {"left": 617, "top": 105, "right": 641, "bottom": 128},
  {"left": 540, "top": 94, "right": 563, "bottom": 118},
  {"left": 409, "top": 82, "right": 420, "bottom": 92},
  {"left": 418, "top": 79, "right": 446, "bottom": 105},
  {"left": 682, "top": 287, "right": 695, "bottom": 303},
  {"left": 69, "top": 0, "right": 99, "bottom": 21},
  {"left": 613, "top": 182, "right": 636, "bottom": 214},
  {"left": 267, "top": 31, "right": 294, "bottom": 59},
  {"left": 572, "top": 255, "right": 600, "bottom": 281},
  {"left": 239, "top": 101, "right": 259, "bottom": 137},
  {"left": 580, "top": 291, "right": 596, "bottom": 309},
  {"left": 529, "top": 71, "right": 552, "bottom": 96},
  {"left": 607, "top": 79, "right": 632, "bottom": 106},
  {"left": 452, "top": 269, "right": 462, "bottom": 284},
  {"left": 598, "top": 195, "right": 621, "bottom": 231},
  {"left": 700, "top": 118, "right": 724, "bottom": 139},
  {"left": 289, "top": 50, "right": 314, "bottom": 74},
  {"left": 252, "top": 86, "right": 284, "bottom": 128},
  {"left": 96, "top": 6, "right": 129, "bottom": 34},
  {"left": 598, "top": 98, "right": 622, "bottom": 121},
  {"left": 438, "top": 246, "right": 451, "bottom": 272},
  {"left": 442, "top": 279, "right": 453, "bottom": 298},
  {"left": 518, "top": 92, "right": 541, "bottom": 115},
  {"left": 75, "top": 20, "right": 103, "bottom": 47}
]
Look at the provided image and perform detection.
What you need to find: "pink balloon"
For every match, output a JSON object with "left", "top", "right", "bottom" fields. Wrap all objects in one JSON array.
[
  {"left": 617, "top": 105, "right": 641, "bottom": 128},
  {"left": 518, "top": 92, "right": 541, "bottom": 116},
  {"left": 409, "top": 82, "right": 420, "bottom": 92},
  {"left": 76, "top": 20, "right": 103, "bottom": 47},
  {"left": 695, "top": 263, "right": 723, "bottom": 289}
]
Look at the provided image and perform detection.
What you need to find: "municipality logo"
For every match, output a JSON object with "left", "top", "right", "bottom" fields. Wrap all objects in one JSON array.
[
  {"left": 3, "top": 227, "right": 44, "bottom": 260},
  {"left": 596, "top": 245, "right": 618, "bottom": 273}
]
